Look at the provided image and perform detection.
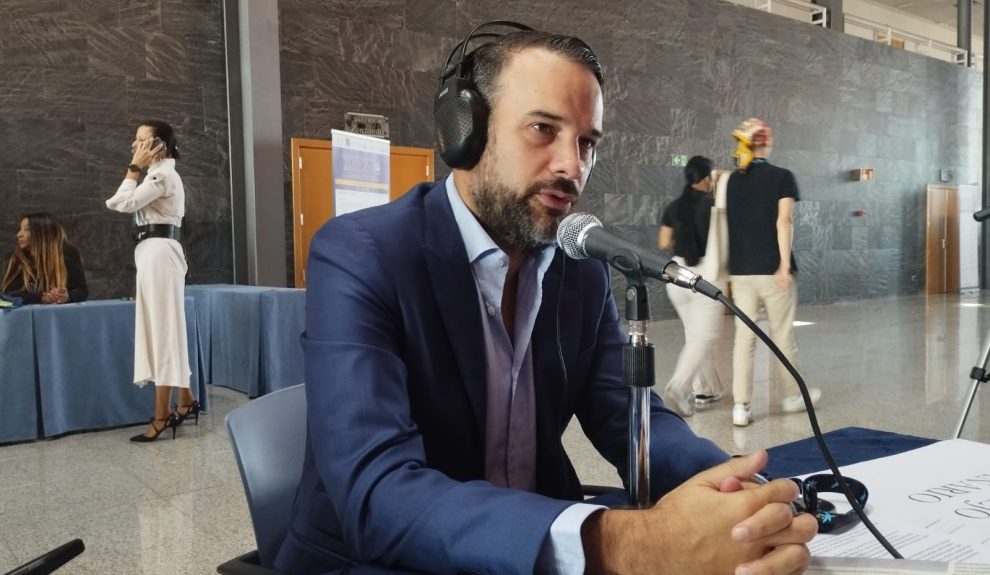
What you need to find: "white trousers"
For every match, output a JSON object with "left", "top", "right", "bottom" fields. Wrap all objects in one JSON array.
[
  {"left": 665, "top": 277, "right": 726, "bottom": 398},
  {"left": 730, "top": 275, "right": 800, "bottom": 404},
  {"left": 133, "top": 238, "right": 190, "bottom": 388}
]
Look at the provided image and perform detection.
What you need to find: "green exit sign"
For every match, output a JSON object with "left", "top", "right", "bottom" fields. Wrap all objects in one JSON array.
[{"left": 671, "top": 154, "right": 688, "bottom": 167}]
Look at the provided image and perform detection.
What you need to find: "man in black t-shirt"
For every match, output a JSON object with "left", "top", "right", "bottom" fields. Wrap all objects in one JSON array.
[{"left": 725, "top": 118, "right": 821, "bottom": 427}]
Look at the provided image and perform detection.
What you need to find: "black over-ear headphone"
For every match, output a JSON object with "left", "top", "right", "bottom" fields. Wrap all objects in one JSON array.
[{"left": 434, "top": 20, "right": 533, "bottom": 170}]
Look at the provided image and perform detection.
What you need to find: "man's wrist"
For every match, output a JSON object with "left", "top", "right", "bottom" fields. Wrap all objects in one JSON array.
[
  {"left": 127, "top": 163, "right": 142, "bottom": 173},
  {"left": 582, "top": 509, "right": 611, "bottom": 573},
  {"left": 582, "top": 509, "right": 642, "bottom": 574}
]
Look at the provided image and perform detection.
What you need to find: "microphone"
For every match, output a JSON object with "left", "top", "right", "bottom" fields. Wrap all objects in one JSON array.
[
  {"left": 556, "top": 213, "right": 722, "bottom": 300},
  {"left": 975, "top": 207, "right": 990, "bottom": 222}
]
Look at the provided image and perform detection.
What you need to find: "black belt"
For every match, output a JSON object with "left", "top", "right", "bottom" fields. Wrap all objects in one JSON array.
[{"left": 133, "top": 224, "right": 181, "bottom": 243}]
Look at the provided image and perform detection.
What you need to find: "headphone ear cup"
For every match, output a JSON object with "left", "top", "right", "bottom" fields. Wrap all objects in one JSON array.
[{"left": 434, "top": 79, "right": 489, "bottom": 169}]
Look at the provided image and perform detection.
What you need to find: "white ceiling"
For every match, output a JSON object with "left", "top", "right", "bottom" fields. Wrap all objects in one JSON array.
[{"left": 866, "top": 0, "right": 986, "bottom": 37}]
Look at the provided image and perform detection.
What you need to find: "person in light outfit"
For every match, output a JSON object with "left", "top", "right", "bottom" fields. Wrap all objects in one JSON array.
[
  {"left": 658, "top": 156, "right": 727, "bottom": 417},
  {"left": 726, "top": 118, "right": 821, "bottom": 427},
  {"left": 106, "top": 120, "right": 200, "bottom": 442}
]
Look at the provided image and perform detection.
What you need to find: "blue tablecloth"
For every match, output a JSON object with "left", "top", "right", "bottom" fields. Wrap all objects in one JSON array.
[
  {"left": 34, "top": 298, "right": 206, "bottom": 437},
  {"left": 186, "top": 285, "right": 264, "bottom": 395},
  {"left": 185, "top": 285, "right": 305, "bottom": 397},
  {"left": 0, "top": 307, "right": 39, "bottom": 443},
  {"left": 0, "top": 298, "right": 207, "bottom": 443},
  {"left": 2, "top": 282, "right": 308, "bottom": 442},
  {"left": 259, "top": 288, "right": 305, "bottom": 394},
  {"left": 763, "top": 426, "right": 938, "bottom": 479}
]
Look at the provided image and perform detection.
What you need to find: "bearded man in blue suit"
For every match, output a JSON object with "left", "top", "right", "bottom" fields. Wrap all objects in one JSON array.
[{"left": 276, "top": 25, "right": 816, "bottom": 575}]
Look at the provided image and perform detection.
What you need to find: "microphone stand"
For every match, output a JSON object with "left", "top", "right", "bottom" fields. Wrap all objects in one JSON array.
[
  {"left": 623, "top": 271, "right": 654, "bottom": 509},
  {"left": 957, "top": 213, "right": 990, "bottom": 437},
  {"left": 592, "top": 236, "right": 655, "bottom": 508},
  {"left": 955, "top": 324, "right": 990, "bottom": 437}
]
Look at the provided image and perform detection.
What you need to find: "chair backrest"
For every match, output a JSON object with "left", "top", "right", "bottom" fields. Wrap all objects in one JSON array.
[{"left": 225, "top": 384, "right": 307, "bottom": 567}]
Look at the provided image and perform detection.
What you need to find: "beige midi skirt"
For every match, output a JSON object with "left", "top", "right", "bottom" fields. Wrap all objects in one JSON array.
[{"left": 133, "top": 237, "right": 190, "bottom": 388}]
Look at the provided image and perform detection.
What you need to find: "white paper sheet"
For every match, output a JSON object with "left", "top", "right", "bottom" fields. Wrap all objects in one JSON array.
[
  {"left": 804, "top": 440, "right": 990, "bottom": 565},
  {"left": 809, "top": 555, "right": 990, "bottom": 574}
]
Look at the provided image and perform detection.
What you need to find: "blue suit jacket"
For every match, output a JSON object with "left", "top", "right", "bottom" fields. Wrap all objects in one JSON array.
[{"left": 275, "top": 181, "right": 728, "bottom": 575}]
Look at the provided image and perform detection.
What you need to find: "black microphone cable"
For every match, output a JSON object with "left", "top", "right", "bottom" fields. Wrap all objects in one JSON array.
[
  {"left": 714, "top": 290, "right": 903, "bottom": 559},
  {"left": 558, "top": 213, "right": 903, "bottom": 556},
  {"left": 659, "top": 259, "right": 902, "bottom": 555}
]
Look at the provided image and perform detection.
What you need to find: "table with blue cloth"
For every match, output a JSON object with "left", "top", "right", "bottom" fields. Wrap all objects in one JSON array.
[
  {"left": 0, "top": 305, "right": 39, "bottom": 443},
  {"left": 259, "top": 287, "right": 306, "bottom": 394},
  {"left": 185, "top": 285, "right": 305, "bottom": 397},
  {"left": 763, "top": 426, "right": 938, "bottom": 478},
  {"left": 0, "top": 298, "right": 207, "bottom": 443}
]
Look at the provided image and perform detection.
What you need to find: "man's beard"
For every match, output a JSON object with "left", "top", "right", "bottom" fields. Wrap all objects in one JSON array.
[{"left": 472, "top": 177, "right": 578, "bottom": 252}]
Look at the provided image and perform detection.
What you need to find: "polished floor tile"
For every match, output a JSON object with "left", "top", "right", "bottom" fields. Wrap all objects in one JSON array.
[
  {"left": 569, "top": 291, "right": 990, "bottom": 487},
  {"left": 164, "top": 484, "right": 257, "bottom": 545},
  {"left": 1, "top": 292, "right": 989, "bottom": 572},
  {"left": 0, "top": 538, "right": 13, "bottom": 570},
  {"left": 0, "top": 386, "right": 255, "bottom": 574}
]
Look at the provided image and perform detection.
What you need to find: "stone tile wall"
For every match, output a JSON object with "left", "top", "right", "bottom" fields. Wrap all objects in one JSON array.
[
  {"left": 278, "top": 0, "right": 983, "bottom": 316},
  {"left": 0, "top": 0, "right": 231, "bottom": 298},
  {"left": 2, "top": 0, "right": 979, "bottom": 315}
]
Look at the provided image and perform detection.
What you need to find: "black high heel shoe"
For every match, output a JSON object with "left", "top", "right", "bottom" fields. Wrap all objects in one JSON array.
[
  {"left": 129, "top": 414, "right": 177, "bottom": 442},
  {"left": 173, "top": 400, "right": 201, "bottom": 427}
]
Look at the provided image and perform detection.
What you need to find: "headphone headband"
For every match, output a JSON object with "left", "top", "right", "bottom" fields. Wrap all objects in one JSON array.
[
  {"left": 438, "top": 33, "right": 502, "bottom": 82},
  {"left": 452, "top": 21, "right": 533, "bottom": 81}
]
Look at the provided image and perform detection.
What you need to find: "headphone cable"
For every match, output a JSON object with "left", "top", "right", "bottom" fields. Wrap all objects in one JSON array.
[{"left": 555, "top": 254, "right": 569, "bottom": 391}]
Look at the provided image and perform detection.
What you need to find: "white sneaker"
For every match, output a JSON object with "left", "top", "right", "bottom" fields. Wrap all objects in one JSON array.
[
  {"left": 732, "top": 403, "right": 752, "bottom": 427},
  {"left": 663, "top": 383, "right": 694, "bottom": 417},
  {"left": 694, "top": 392, "right": 723, "bottom": 406},
  {"left": 781, "top": 388, "right": 822, "bottom": 413}
]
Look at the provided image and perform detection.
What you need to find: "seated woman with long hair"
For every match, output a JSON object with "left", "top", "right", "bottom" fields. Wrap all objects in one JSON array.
[{"left": 1, "top": 213, "right": 88, "bottom": 304}]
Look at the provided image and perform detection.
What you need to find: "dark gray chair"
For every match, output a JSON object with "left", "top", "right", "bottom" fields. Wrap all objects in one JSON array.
[
  {"left": 216, "top": 383, "right": 622, "bottom": 574},
  {"left": 218, "top": 384, "right": 307, "bottom": 574}
]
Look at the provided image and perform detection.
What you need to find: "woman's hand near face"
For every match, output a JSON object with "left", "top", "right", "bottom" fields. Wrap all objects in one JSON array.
[{"left": 131, "top": 139, "right": 165, "bottom": 169}]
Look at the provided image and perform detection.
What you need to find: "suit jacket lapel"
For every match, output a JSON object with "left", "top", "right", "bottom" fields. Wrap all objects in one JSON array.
[{"left": 422, "top": 183, "right": 488, "bottom": 441}]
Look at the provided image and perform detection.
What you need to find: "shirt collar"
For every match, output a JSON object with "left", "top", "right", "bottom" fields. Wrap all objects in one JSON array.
[
  {"left": 148, "top": 158, "right": 175, "bottom": 175},
  {"left": 444, "top": 174, "right": 555, "bottom": 265},
  {"left": 446, "top": 175, "right": 499, "bottom": 264}
]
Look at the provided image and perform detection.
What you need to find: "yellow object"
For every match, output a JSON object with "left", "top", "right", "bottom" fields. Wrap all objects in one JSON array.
[
  {"left": 731, "top": 131, "right": 756, "bottom": 171},
  {"left": 731, "top": 118, "right": 770, "bottom": 171}
]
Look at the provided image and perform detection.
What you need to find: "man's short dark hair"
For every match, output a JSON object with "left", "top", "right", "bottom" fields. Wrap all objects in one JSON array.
[{"left": 468, "top": 30, "right": 605, "bottom": 110}]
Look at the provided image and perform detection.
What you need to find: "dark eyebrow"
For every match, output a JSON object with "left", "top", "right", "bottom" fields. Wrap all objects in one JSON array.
[{"left": 526, "top": 110, "right": 603, "bottom": 140}]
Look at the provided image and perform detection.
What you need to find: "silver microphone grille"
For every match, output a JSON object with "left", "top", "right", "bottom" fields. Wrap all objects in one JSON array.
[{"left": 556, "top": 212, "right": 602, "bottom": 260}]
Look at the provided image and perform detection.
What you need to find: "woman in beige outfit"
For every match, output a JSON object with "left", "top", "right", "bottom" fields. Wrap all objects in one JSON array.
[
  {"left": 106, "top": 120, "right": 199, "bottom": 442},
  {"left": 658, "top": 156, "right": 728, "bottom": 417}
]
